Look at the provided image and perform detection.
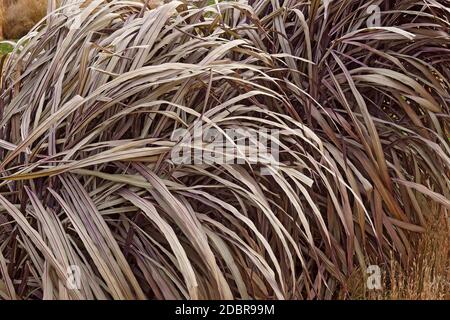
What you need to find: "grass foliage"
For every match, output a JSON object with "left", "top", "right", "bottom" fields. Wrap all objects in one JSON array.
[
  {"left": 0, "top": 0, "right": 48, "bottom": 40},
  {"left": 0, "top": 0, "right": 449, "bottom": 299}
]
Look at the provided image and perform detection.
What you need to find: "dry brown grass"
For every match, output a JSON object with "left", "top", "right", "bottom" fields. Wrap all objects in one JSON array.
[
  {"left": 0, "top": 0, "right": 48, "bottom": 39},
  {"left": 343, "top": 205, "right": 449, "bottom": 300},
  {"left": 0, "top": 0, "right": 162, "bottom": 40}
]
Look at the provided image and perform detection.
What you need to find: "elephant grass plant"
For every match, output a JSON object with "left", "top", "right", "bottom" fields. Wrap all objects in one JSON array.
[{"left": 0, "top": 0, "right": 448, "bottom": 299}]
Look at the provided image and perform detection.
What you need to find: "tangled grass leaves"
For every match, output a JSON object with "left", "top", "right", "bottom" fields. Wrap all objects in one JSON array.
[{"left": 0, "top": 0, "right": 449, "bottom": 299}]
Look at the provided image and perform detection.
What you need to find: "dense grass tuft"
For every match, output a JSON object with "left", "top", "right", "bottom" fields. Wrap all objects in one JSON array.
[{"left": 0, "top": 0, "right": 448, "bottom": 299}]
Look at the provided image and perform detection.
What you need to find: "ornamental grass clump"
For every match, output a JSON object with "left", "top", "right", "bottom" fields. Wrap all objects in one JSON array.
[{"left": 0, "top": 0, "right": 448, "bottom": 299}]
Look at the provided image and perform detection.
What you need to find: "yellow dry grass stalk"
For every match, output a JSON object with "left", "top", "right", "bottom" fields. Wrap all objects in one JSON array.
[{"left": 343, "top": 205, "right": 449, "bottom": 300}]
